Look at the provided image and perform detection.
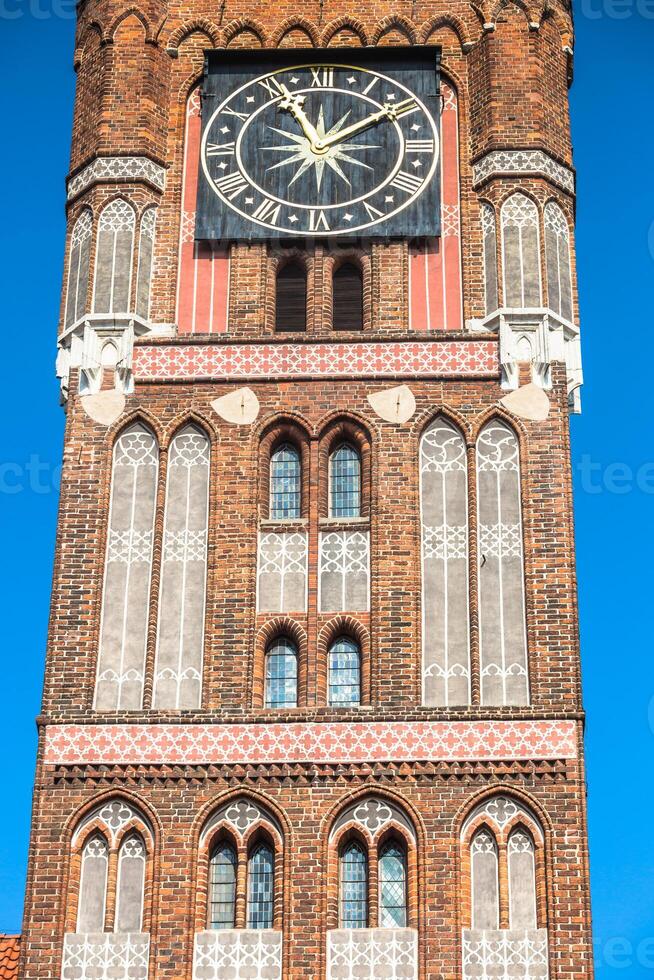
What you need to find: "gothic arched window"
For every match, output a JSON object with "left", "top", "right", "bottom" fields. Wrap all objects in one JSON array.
[
  {"left": 136, "top": 207, "right": 157, "bottom": 320},
  {"left": 379, "top": 840, "right": 408, "bottom": 928},
  {"left": 481, "top": 203, "right": 499, "bottom": 315},
  {"left": 501, "top": 193, "right": 541, "bottom": 309},
  {"left": 508, "top": 829, "right": 538, "bottom": 930},
  {"left": 154, "top": 424, "right": 210, "bottom": 710},
  {"left": 339, "top": 842, "right": 368, "bottom": 928},
  {"left": 95, "top": 424, "right": 158, "bottom": 711},
  {"left": 328, "top": 636, "right": 361, "bottom": 706},
  {"left": 64, "top": 209, "right": 92, "bottom": 328},
  {"left": 270, "top": 443, "right": 301, "bottom": 520},
  {"left": 77, "top": 835, "right": 109, "bottom": 932},
  {"left": 420, "top": 418, "right": 470, "bottom": 707},
  {"left": 209, "top": 841, "right": 237, "bottom": 930},
  {"left": 470, "top": 829, "right": 499, "bottom": 930},
  {"left": 476, "top": 420, "right": 529, "bottom": 706},
  {"left": 93, "top": 198, "right": 136, "bottom": 314},
  {"left": 544, "top": 201, "right": 573, "bottom": 322},
  {"left": 333, "top": 262, "right": 363, "bottom": 331},
  {"left": 264, "top": 638, "right": 298, "bottom": 709},
  {"left": 115, "top": 834, "right": 146, "bottom": 932},
  {"left": 247, "top": 842, "right": 275, "bottom": 929},
  {"left": 275, "top": 261, "right": 307, "bottom": 332},
  {"left": 329, "top": 443, "right": 361, "bottom": 518}
]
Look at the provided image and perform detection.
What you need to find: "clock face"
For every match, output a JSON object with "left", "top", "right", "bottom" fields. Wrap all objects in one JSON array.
[{"left": 199, "top": 61, "right": 440, "bottom": 237}]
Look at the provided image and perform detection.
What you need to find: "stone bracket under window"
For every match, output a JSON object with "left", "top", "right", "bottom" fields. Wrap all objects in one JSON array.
[
  {"left": 193, "top": 929, "right": 282, "bottom": 980},
  {"left": 327, "top": 929, "right": 418, "bottom": 980},
  {"left": 56, "top": 314, "right": 174, "bottom": 400},
  {"left": 462, "top": 928, "right": 549, "bottom": 980},
  {"left": 468, "top": 309, "right": 582, "bottom": 413},
  {"left": 62, "top": 933, "right": 150, "bottom": 980}
]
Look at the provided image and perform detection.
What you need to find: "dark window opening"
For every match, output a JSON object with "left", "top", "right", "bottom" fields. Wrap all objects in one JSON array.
[
  {"left": 275, "top": 261, "right": 307, "bottom": 332},
  {"left": 333, "top": 262, "right": 363, "bottom": 331}
]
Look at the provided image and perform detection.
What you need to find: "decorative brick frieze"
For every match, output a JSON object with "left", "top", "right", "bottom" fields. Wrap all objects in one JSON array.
[
  {"left": 67, "top": 157, "right": 166, "bottom": 202},
  {"left": 133, "top": 339, "right": 498, "bottom": 383},
  {"left": 472, "top": 150, "right": 575, "bottom": 195},
  {"left": 43, "top": 720, "right": 578, "bottom": 766}
]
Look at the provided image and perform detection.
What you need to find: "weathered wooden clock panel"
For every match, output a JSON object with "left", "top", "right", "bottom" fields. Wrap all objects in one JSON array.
[{"left": 196, "top": 48, "right": 441, "bottom": 240}]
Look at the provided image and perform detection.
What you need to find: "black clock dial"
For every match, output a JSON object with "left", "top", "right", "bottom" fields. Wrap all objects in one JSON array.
[{"left": 200, "top": 63, "right": 440, "bottom": 237}]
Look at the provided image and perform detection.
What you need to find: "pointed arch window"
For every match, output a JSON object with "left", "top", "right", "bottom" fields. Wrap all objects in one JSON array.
[
  {"left": 270, "top": 443, "right": 301, "bottom": 520},
  {"left": 501, "top": 193, "right": 541, "bottom": 309},
  {"left": 379, "top": 840, "right": 407, "bottom": 928},
  {"left": 93, "top": 198, "right": 136, "bottom": 314},
  {"left": 328, "top": 636, "right": 361, "bottom": 706},
  {"left": 476, "top": 420, "right": 529, "bottom": 706},
  {"left": 329, "top": 443, "right": 361, "bottom": 518},
  {"left": 544, "top": 201, "right": 573, "bottom": 322},
  {"left": 470, "top": 829, "right": 499, "bottom": 930},
  {"left": 154, "top": 424, "right": 210, "bottom": 710},
  {"left": 209, "top": 842, "right": 237, "bottom": 930},
  {"left": 115, "top": 834, "right": 146, "bottom": 932},
  {"left": 95, "top": 424, "right": 158, "bottom": 711},
  {"left": 247, "top": 843, "right": 275, "bottom": 929},
  {"left": 275, "top": 261, "right": 307, "bottom": 332},
  {"left": 136, "top": 207, "right": 157, "bottom": 320},
  {"left": 508, "top": 829, "right": 538, "bottom": 930},
  {"left": 333, "top": 261, "right": 363, "bottom": 331},
  {"left": 264, "top": 638, "right": 298, "bottom": 709},
  {"left": 65, "top": 209, "right": 92, "bottom": 328},
  {"left": 77, "top": 835, "right": 109, "bottom": 933},
  {"left": 481, "top": 203, "right": 499, "bottom": 315},
  {"left": 339, "top": 842, "right": 368, "bottom": 928}
]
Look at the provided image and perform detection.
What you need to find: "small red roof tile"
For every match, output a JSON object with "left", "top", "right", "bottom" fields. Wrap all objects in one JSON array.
[{"left": 0, "top": 935, "right": 20, "bottom": 980}]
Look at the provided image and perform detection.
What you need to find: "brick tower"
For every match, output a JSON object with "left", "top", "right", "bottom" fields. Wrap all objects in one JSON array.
[{"left": 18, "top": 0, "right": 592, "bottom": 976}]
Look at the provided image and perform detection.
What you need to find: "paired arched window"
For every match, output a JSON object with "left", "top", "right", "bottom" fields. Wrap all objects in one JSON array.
[
  {"left": 329, "top": 443, "right": 361, "bottom": 518},
  {"left": 333, "top": 262, "right": 363, "bottom": 331},
  {"left": 270, "top": 443, "right": 301, "bottom": 520},
  {"left": 65, "top": 209, "right": 92, "bottom": 328},
  {"left": 93, "top": 198, "right": 136, "bottom": 315},
  {"left": 208, "top": 839, "right": 275, "bottom": 931},
  {"left": 501, "top": 193, "right": 542, "bottom": 309},
  {"left": 338, "top": 837, "right": 408, "bottom": 929},
  {"left": 328, "top": 636, "right": 361, "bottom": 706},
  {"left": 544, "top": 201, "right": 573, "bottom": 322},
  {"left": 275, "top": 261, "right": 307, "bottom": 333},
  {"left": 264, "top": 638, "right": 298, "bottom": 709}
]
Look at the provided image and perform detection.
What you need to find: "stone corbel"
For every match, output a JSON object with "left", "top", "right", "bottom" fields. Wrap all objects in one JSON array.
[{"left": 468, "top": 308, "right": 583, "bottom": 413}]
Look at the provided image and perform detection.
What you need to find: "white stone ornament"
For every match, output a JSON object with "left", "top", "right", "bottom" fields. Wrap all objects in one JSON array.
[
  {"left": 211, "top": 387, "right": 260, "bottom": 425},
  {"left": 81, "top": 391, "right": 126, "bottom": 427},
  {"left": 367, "top": 385, "right": 416, "bottom": 424},
  {"left": 500, "top": 383, "right": 550, "bottom": 422}
]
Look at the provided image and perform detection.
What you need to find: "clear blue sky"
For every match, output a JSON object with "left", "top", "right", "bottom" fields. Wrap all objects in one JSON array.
[{"left": 0, "top": 5, "right": 653, "bottom": 972}]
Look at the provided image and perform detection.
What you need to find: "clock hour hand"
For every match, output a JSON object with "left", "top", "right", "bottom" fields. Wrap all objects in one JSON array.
[
  {"left": 276, "top": 85, "right": 321, "bottom": 147},
  {"left": 316, "top": 97, "right": 417, "bottom": 151}
]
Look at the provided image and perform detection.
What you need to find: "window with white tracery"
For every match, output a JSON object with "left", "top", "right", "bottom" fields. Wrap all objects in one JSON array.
[
  {"left": 95, "top": 424, "right": 158, "bottom": 711},
  {"left": 481, "top": 203, "right": 499, "bottom": 315},
  {"left": 93, "top": 198, "right": 136, "bottom": 314},
  {"left": 508, "top": 829, "right": 537, "bottom": 930},
  {"left": 476, "top": 421, "right": 529, "bottom": 706},
  {"left": 420, "top": 418, "right": 470, "bottom": 706},
  {"left": 116, "top": 834, "right": 146, "bottom": 932},
  {"left": 136, "top": 207, "right": 157, "bottom": 320},
  {"left": 77, "top": 835, "right": 109, "bottom": 932},
  {"left": 470, "top": 830, "right": 499, "bottom": 930},
  {"left": 153, "top": 425, "right": 210, "bottom": 710},
  {"left": 501, "top": 193, "right": 542, "bottom": 309},
  {"left": 544, "top": 201, "right": 573, "bottom": 322},
  {"left": 65, "top": 209, "right": 92, "bottom": 328}
]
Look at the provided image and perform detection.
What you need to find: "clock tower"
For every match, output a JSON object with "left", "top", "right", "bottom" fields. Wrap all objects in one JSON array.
[{"left": 17, "top": 0, "right": 591, "bottom": 977}]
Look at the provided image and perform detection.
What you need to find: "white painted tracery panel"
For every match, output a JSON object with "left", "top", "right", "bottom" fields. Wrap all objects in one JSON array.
[
  {"left": 115, "top": 835, "right": 146, "bottom": 933},
  {"left": 95, "top": 425, "right": 158, "bottom": 711},
  {"left": 154, "top": 425, "right": 209, "bottom": 709},
  {"left": 62, "top": 933, "right": 150, "bottom": 980},
  {"left": 471, "top": 831, "right": 499, "bottom": 930},
  {"left": 65, "top": 209, "right": 92, "bottom": 328},
  {"left": 420, "top": 419, "right": 470, "bottom": 706},
  {"left": 481, "top": 204, "right": 499, "bottom": 315},
  {"left": 135, "top": 207, "right": 156, "bottom": 320},
  {"left": 462, "top": 929, "right": 549, "bottom": 980},
  {"left": 93, "top": 198, "right": 136, "bottom": 315},
  {"left": 544, "top": 202, "right": 573, "bottom": 323},
  {"left": 193, "top": 930, "right": 283, "bottom": 980},
  {"left": 476, "top": 422, "right": 529, "bottom": 706},
  {"left": 77, "top": 836, "right": 108, "bottom": 933},
  {"left": 508, "top": 831, "right": 538, "bottom": 931},
  {"left": 319, "top": 530, "right": 370, "bottom": 612},
  {"left": 257, "top": 531, "right": 308, "bottom": 613},
  {"left": 327, "top": 929, "right": 418, "bottom": 980},
  {"left": 501, "top": 194, "right": 542, "bottom": 309}
]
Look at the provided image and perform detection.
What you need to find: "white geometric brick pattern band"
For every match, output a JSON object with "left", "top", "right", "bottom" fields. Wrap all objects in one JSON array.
[
  {"left": 133, "top": 340, "right": 498, "bottom": 382},
  {"left": 472, "top": 149, "right": 575, "bottom": 195},
  {"left": 43, "top": 720, "right": 578, "bottom": 765},
  {"left": 67, "top": 156, "right": 166, "bottom": 200}
]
